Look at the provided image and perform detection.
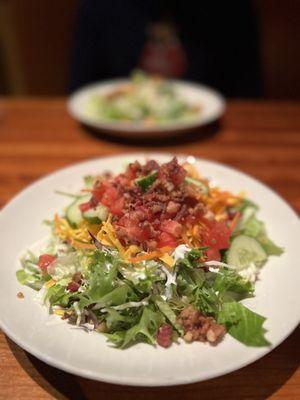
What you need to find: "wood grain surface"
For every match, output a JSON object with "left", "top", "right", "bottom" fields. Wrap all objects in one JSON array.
[{"left": 0, "top": 99, "right": 299, "bottom": 399}]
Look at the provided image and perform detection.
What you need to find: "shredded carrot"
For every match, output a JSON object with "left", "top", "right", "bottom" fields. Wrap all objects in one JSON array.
[
  {"left": 128, "top": 251, "right": 162, "bottom": 263},
  {"left": 229, "top": 211, "right": 241, "bottom": 232}
]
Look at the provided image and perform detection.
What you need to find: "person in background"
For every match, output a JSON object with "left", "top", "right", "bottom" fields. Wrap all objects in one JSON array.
[{"left": 69, "top": 0, "right": 261, "bottom": 97}]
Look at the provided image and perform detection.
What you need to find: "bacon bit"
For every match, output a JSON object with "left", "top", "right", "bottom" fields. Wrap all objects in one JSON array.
[
  {"left": 97, "top": 322, "right": 107, "bottom": 333},
  {"left": 177, "top": 305, "right": 225, "bottom": 344},
  {"left": 72, "top": 272, "right": 83, "bottom": 284},
  {"left": 157, "top": 324, "right": 173, "bottom": 348},
  {"left": 229, "top": 211, "right": 241, "bottom": 232},
  {"left": 67, "top": 281, "right": 80, "bottom": 292},
  {"left": 17, "top": 292, "right": 24, "bottom": 299}
]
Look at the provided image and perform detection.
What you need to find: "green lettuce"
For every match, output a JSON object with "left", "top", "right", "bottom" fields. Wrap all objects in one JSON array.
[
  {"left": 218, "top": 301, "right": 270, "bottom": 347},
  {"left": 213, "top": 268, "right": 254, "bottom": 299},
  {"left": 153, "top": 296, "right": 183, "bottom": 334},
  {"left": 238, "top": 206, "right": 283, "bottom": 256},
  {"left": 106, "top": 306, "right": 164, "bottom": 348},
  {"left": 16, "top": 269, "right": 43, "bottom": 291}
]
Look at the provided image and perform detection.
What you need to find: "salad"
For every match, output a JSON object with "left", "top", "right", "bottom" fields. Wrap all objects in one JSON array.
[
  {"left": 86, "top": 71, "right": 200, "bottom": 125},
  {"left": 17, "top": 158, "right": 283, "bottom": 349}
]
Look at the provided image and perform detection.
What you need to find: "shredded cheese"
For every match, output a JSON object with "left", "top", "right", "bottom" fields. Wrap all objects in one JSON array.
[
  {"left": 159, "top": 253, "right": 175, "bottom": 267},
  {"left": 96, "top": 217, "right": 126, "bottom": 257},
  {"left": 54, "top": 214, "right": 101, "bottom": 250},
  {"left": 53, "top": 309, "right": 65, "bottom": 316},
  {"left": 45, "top": 279, "right": 56, "bottom": 289}
]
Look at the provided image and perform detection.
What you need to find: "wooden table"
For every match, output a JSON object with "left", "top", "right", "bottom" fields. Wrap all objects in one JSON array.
[{"left": 0, "top": 99, "right": 299, "bottom": 399}]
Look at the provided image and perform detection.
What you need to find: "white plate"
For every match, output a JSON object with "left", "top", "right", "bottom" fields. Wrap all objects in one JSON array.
[
  {"left": 68, "top": 79, "right": 225, "bottom": 136},
  {"left": 0, "top": 154, "right": 299, "bottom": 387}
]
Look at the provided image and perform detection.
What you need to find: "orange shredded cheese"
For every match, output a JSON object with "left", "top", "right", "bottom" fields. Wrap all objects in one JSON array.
[{"left": 54, "top": 214, "right": 100, "bottom": 250}]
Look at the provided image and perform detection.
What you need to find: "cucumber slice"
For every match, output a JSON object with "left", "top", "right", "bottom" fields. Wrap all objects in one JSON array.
[
  {"left": 227, "top": 235, "right": 267, "bottom": 268},
  {"left": 66, "top": 194, "right": 91, "bottom": 228},
  {"left": 136, "top": 171, "right": 158, "bottom": 192},
  {"left": 83, "top": 204, "right": 108, "bottom": 224}
]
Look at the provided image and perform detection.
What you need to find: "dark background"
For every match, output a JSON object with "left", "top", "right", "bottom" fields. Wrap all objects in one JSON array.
[{"left": 0, "top": 0, "right": 299, "bottom": 98}]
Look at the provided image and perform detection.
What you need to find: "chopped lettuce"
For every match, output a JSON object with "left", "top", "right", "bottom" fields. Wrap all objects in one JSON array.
[
  {"left": 153, "top": 295, "right": 183, "bottom": 334},
  {"left": 16, "top": 269, "right": 43, "bottom": 291},
  {"left": 176, "top": 247, "right": 208, "bottom": 269},
  {"left": 218, "top": 301, "right": 270, "bottom": 347},
  {"left": 213, "top": 267, "right": 254, "bottom": 299},
  {"left": 16, "top": 187, "right": 282, "bottom": 350},
  {"left": 106, "top": 306, "right": 164, "bottom": 348}
]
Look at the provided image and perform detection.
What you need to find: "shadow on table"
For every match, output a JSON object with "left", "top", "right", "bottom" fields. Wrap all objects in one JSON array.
[
  {"left": 80, "top": 120, "right": 221, "bottom": 147},
  {"left": 7, "top": 326, "right": 300, "bottom": 400}
]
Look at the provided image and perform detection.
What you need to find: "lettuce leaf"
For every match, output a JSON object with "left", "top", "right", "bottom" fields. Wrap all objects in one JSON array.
[
  {"left": 93, "top": 285, "right": 128, "bottom": 306},
  {"left": 16, "top": 269, "right": 43, "bottom": 291},
  {"left": 176, "top": 262, "right": 205, "bottom": 296},
  {"left": 256, "top": 230, "right": 284, "bottom": 256},
  {"left": 213, "top": 268, "right": 254, "bottom": 299},
  {"left": 153, "top": 296, "right": 183, "bottom": 334},
  {"left": 118, "top": 260, "right": 164, "bottom": 294},
  {"left": 194, "top": 286, "right": 220, "bottom": 316},
  {"left": 87, "top": 266, "right": 117, "bottom": 301},
  {"left": 105, "top": 308, "right": 139, "bottom": 331},
  {"left": 106, "top": 306, "right": 164, "bottom": 348},
  {"left": 176, "top": 247, "right": 208, "bottom": 269},
  {"left": 239, "top": 207, "right": 283, "bottom": 256},
  {"left": 45, "top": 284, "right": 73, "bottom": 307},
  {"left": 218, "top": 301, "right": 270, "bottom": 347}
]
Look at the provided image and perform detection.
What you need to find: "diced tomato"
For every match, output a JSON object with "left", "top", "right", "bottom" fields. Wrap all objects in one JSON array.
[
  {"left": 38, "top": 254, "right": 56, "bottom": 273},
  {"left": 79, "top": 197, "right": 99, "bottom": 212},
  {"left": 160, "top": 220, "right": 182, "bottom": 238},
  {"left": 117, "top": 216, "right": 151, "bottom": 242},
  {"left": 93, "top": 182, "right": 125, "bottom": 216},
  {"left": 79, "top": 201, "right": 92, "bottom": 212},
  {"left": 157, "top": 232, "right": 178, "bottom": 248},
  {"left": 206, "top": 248, "right": 221, "bottom": 261},
  {"left": 201, "top": 219, "right": 231, "bottom": 250},
  {"left": 101, "top": 185, "right": 119, "bottom": 206},
  {"left": 200, "top": 218, "right": 231, "bottom": 261},
  {"left": 92, "top": 182, "right": 108, "bottom": 202},
  {"left": 109, "top": 196, "right": 124, "bottom": 216}
]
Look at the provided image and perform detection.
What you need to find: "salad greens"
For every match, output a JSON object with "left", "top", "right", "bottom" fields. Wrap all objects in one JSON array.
[
  {"left": 16, "top": 160, "right": 283, "bottom": 350},
  {"left": 86, "top": 70, "right": 200, "bottom": 125},
  {"left": 17, "top": 238, "right": 276, "bottom": 348}
]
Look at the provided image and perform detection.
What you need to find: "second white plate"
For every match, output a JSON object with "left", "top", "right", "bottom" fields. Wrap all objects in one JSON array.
[{"left": 68, "top": 79, "right": 225, "bottom": 137}]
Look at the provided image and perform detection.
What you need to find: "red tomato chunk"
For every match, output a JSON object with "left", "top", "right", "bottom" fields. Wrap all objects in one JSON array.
[{"left": 38, "top": 254, "right": 56, "bottom": 273}]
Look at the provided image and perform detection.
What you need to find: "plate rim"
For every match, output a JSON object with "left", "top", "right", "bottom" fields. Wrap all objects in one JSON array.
[
  {"left": 0, "top": 152, "right": 299, "bottom": 386},
  {"left": 67, "top": 78, "right": 226, "bottom": 133}
]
